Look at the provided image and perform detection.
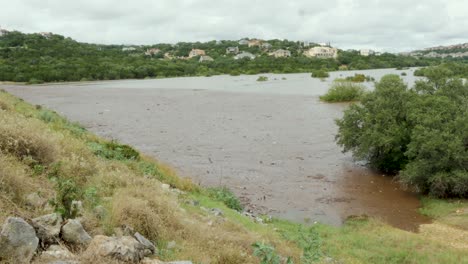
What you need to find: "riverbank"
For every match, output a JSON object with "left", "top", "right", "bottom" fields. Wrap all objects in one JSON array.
[{"left": 1, "top": 89, "right": 467, "bottom": 263}]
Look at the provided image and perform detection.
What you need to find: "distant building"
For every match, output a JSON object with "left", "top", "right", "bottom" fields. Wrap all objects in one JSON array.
[
  {"left": 145, "top": 48, "right": 161, "bottom": 56},
  {"left": 122, "top": 46, "right": 137, "bottom": 52},
  {"left": 39, "top": 32, "right": 53, "bottom": 38},
  {"left": 164, "top": 52, "right": 174, "bottom": 59},
  {"left": 302, "top": 41, "right": 313, "bottom": 47},
  {"left": 0, "top": 27, "right": 9, "bottom": 37},
  {"left": 188, "top": 49, "right": 206, "bottom": 58},
  {"left": 226, "top": 46, "right": 239, "bottom": 54},
  {"left": 199, "top": 55, "right": 214, "bottom": 62},
  {"left": 234, "top": 51, "right": 256, "bottom": 60},
  {"left": 261, "top": 43, "right": 272, "bottom": 50},
  {"left": 248, "top": 39, "right": 262, "bottom": 47},
  {"left": 304, "top": 46, "right": 338, "bottom": 59},
  {"left": 238, "top": 39, "right": 249, "bottom": 45},
  {"left": 360, "top": 49, "right": 375, "bottom": 56},
  {"left": 269, "top": 49, "right": 291, "bottom": 58}
]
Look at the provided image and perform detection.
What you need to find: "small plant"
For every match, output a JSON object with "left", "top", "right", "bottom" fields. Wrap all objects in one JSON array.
[
  {"left": 207, "top": 187, "right": 243, "bottom": 211},
  {"left": 320, "top": 81, "right": 366, "bottom": 102},
  {"left": 401, "top": 72, "right": 407, "bottom": 76},
  {"left": 257, "top": 76, "right": 268, "bottom": 82},
  {"left": 50, "top": 178, "right": 81, "bottom": 219},
  {"left": 311, "top": 70, "right": 329, "bottom": 78},
  {"left": 252, "top": 242, "right": 294, "bottom": 264}
]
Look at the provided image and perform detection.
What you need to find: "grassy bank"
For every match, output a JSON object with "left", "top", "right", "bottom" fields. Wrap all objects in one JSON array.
[{"left": 0, "top": 89, "right": 467, "bottom": 263}]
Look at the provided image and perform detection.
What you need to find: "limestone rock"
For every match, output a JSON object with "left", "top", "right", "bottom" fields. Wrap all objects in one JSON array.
[
  {"left": 32, "top": 213, "right": 63, "bottom": 246},
  {"left": 61, "top": 219, "right": 91, "bottom": 245},
  {"left": 0, "top": 217, "right": 39, "bottom": 263},
  {"left": 84, "top": 235, "right": 145, "bottom": 262},
  {"left": 134, "top": 232, "right": 156, "bottom": 255},
  {"left": 25, "top": 192, "right": 46, "bottom": 208},
  {"left": 40, "top": 244, "right": 75, "bottom": 260}
]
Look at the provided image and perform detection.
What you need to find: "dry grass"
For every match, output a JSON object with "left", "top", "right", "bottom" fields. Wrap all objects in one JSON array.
[{"left": 0, "top": 110, "right": 59, "bottom": 165}]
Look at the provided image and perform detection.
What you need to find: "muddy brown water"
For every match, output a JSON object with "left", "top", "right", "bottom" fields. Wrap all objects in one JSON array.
[{"left": 2, "top": 68, "right": 430, "bottom": 231}]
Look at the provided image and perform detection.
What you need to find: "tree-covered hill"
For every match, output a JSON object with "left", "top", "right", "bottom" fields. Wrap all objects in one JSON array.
[{"left": 0, "top": 30, "right": 444, "bottom": 83}]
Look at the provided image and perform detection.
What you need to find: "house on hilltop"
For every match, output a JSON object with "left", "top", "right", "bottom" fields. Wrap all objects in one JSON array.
[
  {"left": 248, "top": 39, "right": 262, "bottom": 47},
  {"left": 199, "top": 55, "right": 214, "bottom": 62},
  {"left": 226, "top": 46, "right": 239, "bottom": 54},
  {"left": 261, "top": 43, "right": 272, "bottom": 50},
  {"left": 304, "top": 46, "right": 338, "bottom": 59},
  {"left": 269, "top": 49, "right": 291, "bottom": 58},
  {"left": 122, "top": 46, "right": 137, "bottom": 52},
  {"left": 360, "top": 49, "right": 375, "bottom": 56},
  {"left": 189, "top": 49, "right": 206, "bottom": 58},
  {"left": 145, "top": 48, "right": 161, "bottom": 56},
  {"left": 234, "top": 51, "right": 256, "bottom": 60},
  {"left": 39, "top": 32, "right": 53, "bottom": 38},
  {"left": 238, "top": 39, "right": 249, "bottom": 45},
  {"left": 0, "top": 27, "right": 9, "bottom": 37}
]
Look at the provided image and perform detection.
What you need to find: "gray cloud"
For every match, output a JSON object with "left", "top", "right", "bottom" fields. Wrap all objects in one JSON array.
[{"left": 0, "top": 0, "right": 466, "bottom": 52}]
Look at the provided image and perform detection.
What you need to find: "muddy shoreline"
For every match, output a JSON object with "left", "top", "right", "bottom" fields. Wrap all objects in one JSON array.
[{"left": 2, "top": 70, "right": 430, "bottom": 231}]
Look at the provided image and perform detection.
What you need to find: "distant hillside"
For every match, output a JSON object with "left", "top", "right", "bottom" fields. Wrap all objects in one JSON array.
[{"left": 0, "top": 30, "right": 439, "bottom": 83}]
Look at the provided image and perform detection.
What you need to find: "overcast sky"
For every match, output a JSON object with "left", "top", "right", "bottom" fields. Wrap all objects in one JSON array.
[{"left": 1, "top": 0, "right": 467, "bottom": 52}]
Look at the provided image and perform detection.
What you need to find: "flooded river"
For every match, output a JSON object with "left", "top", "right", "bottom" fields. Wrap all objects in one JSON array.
[{"left": 2, "top": 68, "right": 430, "bottom": 231}]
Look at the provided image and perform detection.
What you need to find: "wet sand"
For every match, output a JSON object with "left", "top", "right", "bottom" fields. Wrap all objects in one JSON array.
[{"left": 2, "top": 69, "right": 430, "bottom": 231}]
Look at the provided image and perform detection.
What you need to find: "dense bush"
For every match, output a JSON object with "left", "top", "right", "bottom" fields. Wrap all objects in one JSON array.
[
  {"left": 88, "top": 140, "right": 140, "bottom": 161},
  {"left": 320, "top": 81, "right": 366, "bottom": 102},
  {"left": 311, "top": 70, "right": 330, "bottom": 78},
  {"left": 336, "top": 69, "right": 468, "bottom": 197},
  {"left": 257, "top": 76, "right": 268, "bottom": 81}
]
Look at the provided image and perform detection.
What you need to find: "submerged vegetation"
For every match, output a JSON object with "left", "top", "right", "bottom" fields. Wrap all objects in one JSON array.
[
  {"left": 336, "top": 66, "right": 468, "bottom": 197},
  {"left": 257, "top": 76, "right": 269, "bottom": 82},
  {"left": 311, "top": 70, "right": 330, "bottom": 78},
  {"left": 320, "top": 81, "right": 366, "bottom": 102}
]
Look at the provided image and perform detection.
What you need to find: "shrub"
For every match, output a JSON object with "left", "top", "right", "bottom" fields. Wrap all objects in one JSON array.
[
  {"left": 207, "top": 187, "right": 243, "bottom": 211},
  {"left": 336, "top": 72, "right": 468, "bottom": 197},
  {"left": 257, "top": 76, "right": 268, "bottom": 82},
  {"left": 50, "top": 177, "right": 81, "bottom": 219},
  {"left": 311, "top": 70, "right": 329, "bottom": 78},
  {"left": 401, "top": 72, "right": 407, "bottom": 76},
  {"left": 27, "top": 78, "right": 44, "bottom": 85},
  {"left": 320, "top": 81, "right": 366, "bottom": 102},
  {"left": 88, "top": 140, "right": 140, "bottom": 161},
  {"left": 345, "top": 74, "right": 366, "bottom": 82}
]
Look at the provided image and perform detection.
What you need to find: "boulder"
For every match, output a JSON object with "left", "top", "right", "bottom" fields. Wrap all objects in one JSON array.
[
  {"left": 134, "top": 232, "right": 156, "bottom": 255},
  {"left": 61, "top": 219, "right": 91, "bottom": 245},
  {"left": 84, "top": 235, "right": 145, "bottom": 262},
  {"left": 0, "top": 217, "right": 39, "bottom": 263},
  {"left": 25, "top": 192, "right": 46, "bottom": 208},
  {"left": 40, "top": 244, "right": 75, "bottom": 260},
  {"left": 32, "top": 213, "right": 63, "bottom": 246}
]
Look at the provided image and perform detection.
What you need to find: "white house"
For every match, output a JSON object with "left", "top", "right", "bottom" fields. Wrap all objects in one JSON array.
[
  {"left": 199, "top": 55, "right": 214, "bottom": 62},
  {"left": 234, "top": 51, "right": 256, "bottom": 60},
  {"left": 122, "top": 47, "right": 137, "bottom": 52},
  {"left": 226, "top": 46, "right": 239, "bottom": 54},
  {"left": 304, "top": 47, "right": 338, "bottom": 59},
  {"left": 360, "top": 49, "right": 375, "bottom": 56},
  {"left": 238, "top": 39, "right": 249, "bottom": 45},
  {"left": 269, "top": 49, "right": 291, "bottom": 58}
]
